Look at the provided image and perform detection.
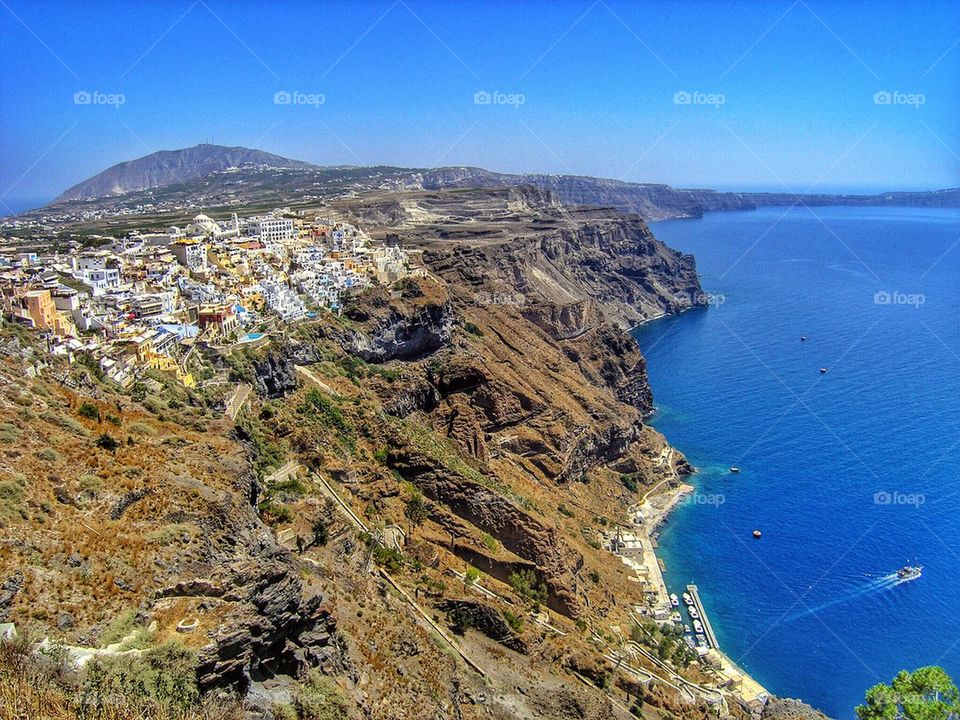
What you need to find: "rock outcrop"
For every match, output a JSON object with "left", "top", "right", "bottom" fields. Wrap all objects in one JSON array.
[{"left": 194, "top": 558, "right": 340, "bottom": 692}]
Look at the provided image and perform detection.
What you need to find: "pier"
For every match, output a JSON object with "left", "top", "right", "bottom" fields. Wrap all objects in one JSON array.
[
  {"left": 607, "top": 470, "right": 771, "bottom": 712},
  {"left": 686, "top": 584, "right": 719, "bottom": 649},
  {"left": 686, "top": 585, "right": 769, "bottom": 711}
]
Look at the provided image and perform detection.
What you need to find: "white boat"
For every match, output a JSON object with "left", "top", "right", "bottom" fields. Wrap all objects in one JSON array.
[
  {"left": 682, "top": 592, "right": 694, "bottom": 605},
  {"left": 693, "top": 619, "right": 704, "bottom": 634},
  {"left": 688, "top": 607, "right": 700, "bottom": 620},
  {"left": 684, "top": 624, "right": 692, "bottom": 633},
  {"left": 897, "top": 565, "right": 922, "bottom": 581},
  {"left": 670, "top": 593, "right": 679, "bottom": 607}
]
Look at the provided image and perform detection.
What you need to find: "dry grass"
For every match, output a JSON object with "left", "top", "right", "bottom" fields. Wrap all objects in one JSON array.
[{"left": 0, "top": 636, "right": 243, "bottom": 720}]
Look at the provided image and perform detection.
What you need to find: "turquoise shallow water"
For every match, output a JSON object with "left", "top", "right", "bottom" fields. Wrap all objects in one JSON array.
[{"left": 632, "top": 206, "right": 960, "bottom": 717}]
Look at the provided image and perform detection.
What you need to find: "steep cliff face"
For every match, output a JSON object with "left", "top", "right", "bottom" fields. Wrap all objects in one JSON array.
[
  {"left": 339, "top": 187, "right": 706, "bottom": 329},
  {"left": 342, "top": 300, "right": 454, "bottom": 363}
]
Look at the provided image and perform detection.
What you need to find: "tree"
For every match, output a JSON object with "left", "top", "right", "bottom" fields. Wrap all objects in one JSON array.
[
  {"left": 403, "top": 491, "right": 430, "bottom": 535},
  {"left": 857, "top": 667, "right": 960, "bottom": 720}
]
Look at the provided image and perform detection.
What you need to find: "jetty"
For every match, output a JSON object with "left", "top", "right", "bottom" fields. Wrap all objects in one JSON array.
[
  {"left": 686, "top": 584, "right": 719, "bottom": 649},
  {"left": 687, "top": 584, "right": 770, "bottom": 712},
  {"left": 605, "top": 451, "right": 772, "bottom": 714}
]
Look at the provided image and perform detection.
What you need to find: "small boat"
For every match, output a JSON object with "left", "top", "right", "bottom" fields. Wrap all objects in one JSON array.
[
  {"left": 696, "top": 635, "right": 708, "bottom": 648},
  {"left": 682, "top": 592, "right": 693, "bottom": 606},
  {"left": 688, "top": 607, "right": 700, "bottom": 620},
  {"left": 730, "top": 466, "right": 740, "bottom": 474},
  {"left": 685, "top": 636, "right": 697, "bottom": 649},
  {"left": 670, "top": 593, "right": 679, "bottom": 607},
  {"left": 801, "top": 336, "right": 807, "bottom": 342},
  {"left": 752, "top": 530, "right": 762, "bottom": 539},
  {"left": 693, "top": 620, "right": 704, "bottom": 634},
  {"left": 820, "top": 367, "right": 828, "bottom": 374},
  {"left": 684, "top": 624, "right": 692, "bottom": 634},
  {"left": 897, "top": 565, "right": 922, "bottom": 581}
]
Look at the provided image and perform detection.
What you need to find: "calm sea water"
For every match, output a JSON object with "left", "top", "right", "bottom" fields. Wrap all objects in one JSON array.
[{"left": 633, "top": 206, "right": 960, "bottom": 717}]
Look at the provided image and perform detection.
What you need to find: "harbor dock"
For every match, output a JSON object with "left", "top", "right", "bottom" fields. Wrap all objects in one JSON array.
[
  {"left": 687, "top": 584, "right": 769, "bottom": 711},
  {"left": 606, "top": 467, "right": 771, "bottom": 713},
  {"left": 686, "top": 584, "right": 719, "bottom": 649}
]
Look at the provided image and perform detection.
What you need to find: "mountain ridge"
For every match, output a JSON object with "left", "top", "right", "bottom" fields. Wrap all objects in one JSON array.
[
  {"left": 54, "top": 144, "right": 316, "bottom": 203},
  {"left": 38, "top": 143, "right": 960, "bottom": 225}
]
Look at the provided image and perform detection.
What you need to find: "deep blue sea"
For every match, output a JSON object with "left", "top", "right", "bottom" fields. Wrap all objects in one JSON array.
[{"left": 633, "top": 206, "right": 960, "bottom": 717}]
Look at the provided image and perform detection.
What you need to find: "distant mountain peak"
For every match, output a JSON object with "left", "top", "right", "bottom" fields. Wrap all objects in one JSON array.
[{"left": 55, "top": 144, "right": 315, "bottom": 203}]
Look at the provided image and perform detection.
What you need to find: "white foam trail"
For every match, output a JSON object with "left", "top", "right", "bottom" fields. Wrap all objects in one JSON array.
[{"left": 782, "top": 573, "right": 902, "bottom": 623}]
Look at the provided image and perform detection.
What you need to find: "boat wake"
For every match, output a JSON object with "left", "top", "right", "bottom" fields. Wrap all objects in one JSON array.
[{"left": 783, "top": 572, "right": 912, "bottom": 623}]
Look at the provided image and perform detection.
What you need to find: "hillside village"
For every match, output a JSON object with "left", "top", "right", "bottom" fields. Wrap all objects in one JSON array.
[{"left": 0, "top": 209, "right": 421, "bottom": 387}]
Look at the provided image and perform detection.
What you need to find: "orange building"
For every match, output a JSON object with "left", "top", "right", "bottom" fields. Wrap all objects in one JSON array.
[{"left": 23, "top": 289, "right": 76, "bottom": 337}]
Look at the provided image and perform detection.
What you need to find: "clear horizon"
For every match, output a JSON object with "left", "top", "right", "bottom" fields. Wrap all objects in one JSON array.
[{"left": 1, "top": 0, "right": 958, "bottom": 211}]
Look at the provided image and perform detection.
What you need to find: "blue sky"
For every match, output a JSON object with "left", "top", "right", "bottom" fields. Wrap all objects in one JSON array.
[{"left": 0, "top": 0, "right": 958, "bottom": 210}]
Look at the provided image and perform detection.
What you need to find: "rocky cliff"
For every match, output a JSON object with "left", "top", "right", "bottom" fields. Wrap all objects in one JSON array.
[{"left": 0, "top": 185, "right": 769, "bottom": 720}]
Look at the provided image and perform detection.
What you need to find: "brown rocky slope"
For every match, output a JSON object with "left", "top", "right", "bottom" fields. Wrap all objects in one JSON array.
[{"left": 0, "top": 187, "right": 810, "bottom": 720}]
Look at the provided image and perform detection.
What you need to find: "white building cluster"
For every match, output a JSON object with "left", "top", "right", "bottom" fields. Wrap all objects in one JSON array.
[{"left": 1, "top": 208, "right": 421, "bottom": 387}]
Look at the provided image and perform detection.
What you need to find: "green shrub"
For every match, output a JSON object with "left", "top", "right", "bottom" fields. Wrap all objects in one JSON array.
[
  {"left": 273, "top": 476, "right": 309, "bottom": 497},
  {"left": 130, "top": 381, "right": 148, "bottom": 402},
  {"left": 96, "top": 433, "right": 120, "bottom": 452},
  {"left": 36, "top": 448, "right": 60, "bottom": 463},
  {"left": 99, "top": 609, "right": 148, "bottom": 648},
  {"left": 372, "top": 546, "right": 404, "bottom": 572},
  {"left": 258, "top": 499, "right": 292, "bottom": 525},
  {"left": 558, "top": 503, "right": 575, "bottom": 518},
  {"left": 294, "top": 670, "right": 349, "bottom": 720},
  {"left": 129, "top": 421, "right": 156, "bottom": 436},
  {"left": 84, "top": 640, "right": 198, "bottom": 709},
  {"left": 620, "top": 474, "right": 638, "bottom": 493},
  {"left": 481, "top": 533, "right": 499, "bottom": 554},
  {"left": 40, "top": 411, "right": 89, "bottom": 437},
  {"left": 298, "top": 389, "right": 348, "bottom": 433},
  {"left": 463, "top": 321, "right": 484, "bottom": 337},
  {"left": 79, "top": 474, "right": 102, "bottom": 496},
  {"left": 78, "top": 401, "right": 101, "bottom": 422},
  {"left": 273, "top": 704, "right": 298, "bottom": 720},
  {"left": 0, "top": 476, "right": 27, "bottom": 524},
  {"left": 146, "top": 523, "right": 192, "bottom": 545},
  {"left": 508, "top": 569, "right": 548, "bottom": 605},
  {"left": 502, "top": 610, "right": 524, "bottom": 632},
  {"left": 0, "top": 423, "right": 20, "bottom": 443}
]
